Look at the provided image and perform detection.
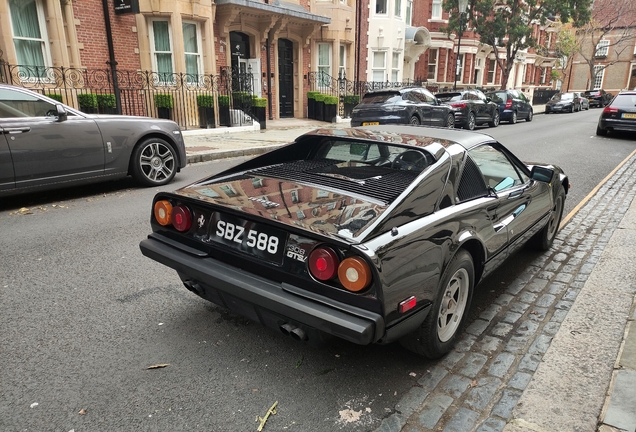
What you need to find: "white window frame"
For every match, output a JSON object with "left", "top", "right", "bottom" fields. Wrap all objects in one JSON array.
[
  {"left": 427, "top": 49, "right": 438, "bottom": 81},
  {"left": 595, "top": 40, "right": 610, "bottom": 57},
  {"left": 540, "top": 67, "right": 547, "bottom": 84},
  {"left": 395, "top": 0, "right": 402, "bottom": 18},
  {"left": 432, "top": 0, "right": 443, "bottom": 19},
  {"left": 372, "top": 51, "right": 387, "bottom": 82},
  {"left": 339, "top": 44, "right": 346, "bottom": 78},
  {"left": 487, "top": 59, "right": 496, "bottom": 84},
  {"left": 149, "top": 19, "right": 175, "bottom": 85},
  {"left": 456, "top": 53, "right": 465, "bottom": 83},
  {"left": 318, "top": 43, "right": 332, "bottom": 86},
  {"left": 593, "top": 65, "right": 605, "bottom": 89},
  {"left": 182, "top": 21, "right": 203, "bottom": 84},
  {"left": 391, "top": 51, "right": 400, "bottom": 82},
  {"left": 8, "top": 0, "right": 52, "bottom": 80},
  {"left": 406, "top": 0, "right": 413, "bottom": 25}
]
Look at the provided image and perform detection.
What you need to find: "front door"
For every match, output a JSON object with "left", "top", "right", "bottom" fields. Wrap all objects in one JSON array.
[{"left": 278, "top": 39, "right": 294, "bottom": 118}]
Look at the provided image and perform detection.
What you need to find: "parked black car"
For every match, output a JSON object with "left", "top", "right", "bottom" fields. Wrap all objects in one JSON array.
[
  {"left": 350, "top": 88, "right": 455, "bottom": 128},
  {"left": 584, "top": 89, "right": 614, "bottom": 108},
  {"left": 436, "top": 89, "right": 500, "bottom": 130},
  {"left": 0, "top": 84, "right": 186, "bottom": 197},
  {"left": 596, "top": 91, "right": 636, "bottom": 136},
  {"left": 485, "top": 89, "right": 533, "bottom": 124},
  {"left": 140, "top": 125, "right": 568, "bottom": 359},
  {"left": 545, "top": 92, "right": 581, "bottom": 113}
]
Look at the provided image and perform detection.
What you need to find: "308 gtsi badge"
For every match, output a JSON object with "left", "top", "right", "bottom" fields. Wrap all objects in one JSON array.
[{"left": 140, "top": 125, "right": 568, "bottom": 359}]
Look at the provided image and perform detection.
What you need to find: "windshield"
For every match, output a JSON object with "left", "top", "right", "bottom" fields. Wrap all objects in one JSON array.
[
  {"left": 359, "top": 92, "right": 401, "bottom": 105},
  {"left": 436, "top": 93, "right": 462, "bottom": 102},
  {"left": 552, "top": 93, "right": 574, "bottom": 101}
]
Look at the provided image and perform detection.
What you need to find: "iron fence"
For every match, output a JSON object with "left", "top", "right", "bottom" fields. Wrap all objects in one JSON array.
[{"left": 0, "top": 60, "right": 255, "bottom": 130}]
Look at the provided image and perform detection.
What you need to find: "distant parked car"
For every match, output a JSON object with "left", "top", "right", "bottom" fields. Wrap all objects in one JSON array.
[
  {"left": 485, "top": 89, "right": 533, "bottom": 124},
  {"left": 0, "top": 84, "right": 186, "bottom": 197},
  {"left": 596, "top": 91, "right": 636, "bottom": 136},
  {"left": 545, "top": 92, "right": 581, "bottom": 113},
  {"left": 436, "top": 89, "right": 500, "bottom": 130},
  {"left": 575, "top": 92, "right": 590, "bottom": 110},
  {"left": 584, "top": 89, "right": 614, "bottom": 108},
  {"left": 350, "top": 88, "right": 455, "bottom": 128}
]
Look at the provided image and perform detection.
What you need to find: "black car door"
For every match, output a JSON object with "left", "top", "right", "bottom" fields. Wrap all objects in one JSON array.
[
  {"left": 0, "top": 87, "right": 105, "bottom": 191},
  {"left": 0, "top": 126, "right": 15, "bottom": 192}
]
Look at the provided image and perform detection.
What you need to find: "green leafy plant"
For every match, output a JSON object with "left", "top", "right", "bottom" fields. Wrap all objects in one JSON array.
[
  {"left": 77, "top": 93, "right": 98, "bottom": 109},
  {"left": 97, "top": 93, "right": 116, "bottom": 108},
  {"left": 196, "top": 95, "right": 215, "bottom": 108},
  {"left": 252, "top": 97, "right": 267, "bottom": 108},
  {"left": 314, "top": 93, "right": 326, "bottom": 102},
  {"left": 218, "top": 95, "right": 230, "bottom": 107},
  {"left": 154, "top": 93, "right": 174, "bottom": 109},
  {"left": 343, "top": 94, "right": 360, "bottom": 104},
  {"left": 307, "top": 91, "right": 320, "bottom": 100},
  {"left": 46, "top": 93, "right": 63, "bottom": 103},
  {"left": 324, "top": 96, "right": 339, "bottom": 105}
]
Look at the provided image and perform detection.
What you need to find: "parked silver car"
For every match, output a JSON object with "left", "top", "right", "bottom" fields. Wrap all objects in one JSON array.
[{"left": 0, "top": 84, "right": 186, "bottom": 197}]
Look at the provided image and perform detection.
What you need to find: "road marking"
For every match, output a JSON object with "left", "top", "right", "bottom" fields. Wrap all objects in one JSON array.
[{"left": 561, "top": 148, "right": 636, "bottom": 228}]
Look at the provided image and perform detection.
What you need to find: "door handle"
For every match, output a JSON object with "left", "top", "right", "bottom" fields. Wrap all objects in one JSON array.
[{"left": 1, "top": 127, "right": 31, "bottom": 134}]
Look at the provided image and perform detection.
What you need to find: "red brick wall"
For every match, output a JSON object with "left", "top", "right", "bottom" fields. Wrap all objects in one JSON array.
[
  {"left": 72, "top": 0, "right": 140, "bottom": 71},
  {"left": 355, "top": 0, "right": 369, "bottom": 81}
]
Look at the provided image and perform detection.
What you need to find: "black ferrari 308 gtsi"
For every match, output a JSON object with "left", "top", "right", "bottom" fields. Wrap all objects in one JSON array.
[{"left": 140, "top": 125, "right": 568, "bottom": 359}]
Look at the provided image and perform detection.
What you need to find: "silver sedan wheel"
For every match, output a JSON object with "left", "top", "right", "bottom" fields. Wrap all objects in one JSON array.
[
  {"left": 133, "top": 138, "right": 177, "bottom": 186},
  {"left": 437, "top": 267, "right": 470, "bottom": 342}
]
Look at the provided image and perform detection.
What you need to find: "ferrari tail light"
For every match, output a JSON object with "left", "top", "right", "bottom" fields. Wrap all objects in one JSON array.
[
  {"left": 603, "top": 106, "right": 618, "bottom": 115},
  {"left": 450, "top": 102, "right": 466, "bottom": 109},
  {"left": 172, "top": 205, "right": 192, "bottom": 232},
  {"left": 338, "top": 257, "right": 371, "bottom": 292},
  {"left": 505, "top": 99, "right": 513, "bottom": 109},
  {"left": 308, "top": 247, "right": 339, "bottom": 281},
  {"left": 154, "top": 200, "right": 173, "bottom": 226}
]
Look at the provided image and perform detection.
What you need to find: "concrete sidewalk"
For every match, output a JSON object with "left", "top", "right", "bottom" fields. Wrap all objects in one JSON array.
[{"left": 179, "top": 106, "right": 636, "bottom": 432}]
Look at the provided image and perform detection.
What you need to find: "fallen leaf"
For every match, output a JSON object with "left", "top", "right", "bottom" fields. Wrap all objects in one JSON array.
[
  {"left": 409, "top": 372, "right": 417, "bottom": 377},
  {"left": 18, "top": 207, "right": 33, "bottom": 215},
  {"left": 78, "top": 409, "right": 86, "bottom": 415},
  {"left": 146, "top": 363, "right": 170, "bottom": 369},
  {"left": 470, "top": 380, "right": 479, "bottom": 388}
]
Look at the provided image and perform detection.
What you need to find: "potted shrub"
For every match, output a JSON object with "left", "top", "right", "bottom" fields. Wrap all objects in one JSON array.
[
  {"left": 218, "top": 95, "right": 231, "bottom": 126},
  {"left": 324, "top": 96, "right": 339, "bottom": 123},
  {"left": 307, "top": 91, "right": 319, "bottom": 119},
  {"left": 252, "top": 96, "right": 267, "bottom": 129},
  {"left": 343, "top": 94, "right": 359, "bottom": 118},
  {"left": 232, "top": 91, "right": 251, "bottom": 108},
  {"left": 154, "top": 93, "right": 174, "bottom": 119},
  {"left": 196, "top": 94, "right": 215, "bottom": 128},
  {"left": 97, "top": 93, "right": 117, "bottom": 114},
  {"left": 46, "top": 93, "right": 63, "bottom": 103},
  {"left": 314, "top": 93, "right": 326, "bottom": 121},
  {"left": 77, "top": 93, "right": 98, "bottom": 114}
]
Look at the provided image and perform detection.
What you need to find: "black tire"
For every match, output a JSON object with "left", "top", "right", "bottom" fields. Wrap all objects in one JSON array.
[
  {"left": 131, "top": 137, "right": 178, "bottom": 187},
  {"left": 526, "top": 109, "right": 533, "bottom": 122},
  {"left": 400, "top": 250, "right": 474, "bottom": 359},
  {"left": 409, "top": 115, "right": 421, "bottom": 125},
  {"left": 488, "top": 111, "right": 500, "bottom": 128},
  {"left": 510, "top": 111, "right": 517, "bottom": 124},
  {"left": 445, "top": 113, "right": 455, "bottom": 128},
  {"left": 570, "top": 105, "right": 574, "bottom": 113},
  {"left": 596, "top": 125, "right": 608, "bottom": 136},
  {"left": 464, "top": 112, "right": 476, "bottom": 130},
  {"left": 531, "top": 187, "right": 565, "bottom": 251}
]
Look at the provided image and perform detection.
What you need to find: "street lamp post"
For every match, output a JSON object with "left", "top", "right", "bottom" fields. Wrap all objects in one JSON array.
[{"left": 453, "top": 0, "right": 469, "bottom": 90}]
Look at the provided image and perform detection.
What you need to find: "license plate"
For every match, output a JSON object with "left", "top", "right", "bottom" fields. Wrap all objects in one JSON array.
[
  {"left": 362, "top": 121, "right": 380, "bottom": 126},
  {"left": 209, "top": 212, "right": 288, "bottom": 265},
  {"left": 622, "top": 113, "right": 636, "bottom": 119}
]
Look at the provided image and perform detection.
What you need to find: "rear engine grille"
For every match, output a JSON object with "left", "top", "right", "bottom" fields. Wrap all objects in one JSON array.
[{"left": 250, "top": 160, "right": 418, "bottom": 203}]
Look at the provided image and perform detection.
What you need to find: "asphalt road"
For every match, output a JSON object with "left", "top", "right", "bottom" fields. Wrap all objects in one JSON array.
[{"left": 1, "top": 108, "right": 634, "bottom": 432}]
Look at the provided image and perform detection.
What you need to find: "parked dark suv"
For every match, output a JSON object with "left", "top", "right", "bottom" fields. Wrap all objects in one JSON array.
[
  {"left": 436, "top": 89, "right": 500, "bottom": 130},
  {"left": 596, "top": 91, "right": 636, "bottom": 136},
  {"left": 350, "top": 88, "right": 455, "bottom": 128},
  {"left": 485, "top": 89, "right": 533, "bottom": 124},
  {"left": 584, "top": 89, "right": 614, "bottom": 108}
]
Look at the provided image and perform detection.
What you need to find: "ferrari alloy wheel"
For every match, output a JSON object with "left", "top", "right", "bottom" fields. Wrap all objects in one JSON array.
[
  {"left": 465, "top": 112, "right": 476, "bottom": 130},
  {"left": 531, "top": 187, "right": 565, "bottom": 251},
  {"left": 410, "top": 115, "right": 421, "bottom": 125},
  {"left": 400, "top": 250, "right": 474, "bottom": 359},
  {"left": 446, "top": 113, "right": 455, "bottom": 128},
  {"left": 132, "top": 138, "right": 178, "bottom": 186},
  {"left": 489, "top": 111, "right": 500, "bottom": 128}
]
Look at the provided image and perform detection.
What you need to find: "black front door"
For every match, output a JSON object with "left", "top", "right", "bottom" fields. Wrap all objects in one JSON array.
[{"left": 278, "top": 39, "right": 293, "bottom": 118}]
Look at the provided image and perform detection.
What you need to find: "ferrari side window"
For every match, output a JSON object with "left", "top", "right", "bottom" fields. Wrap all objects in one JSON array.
[{"left": 468, "top": 144, "right": 524, "bottom": 192}]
